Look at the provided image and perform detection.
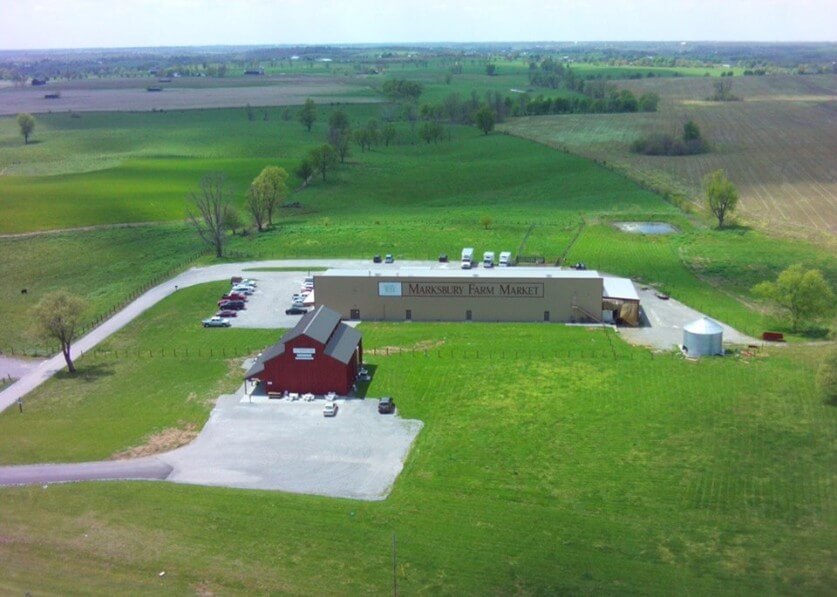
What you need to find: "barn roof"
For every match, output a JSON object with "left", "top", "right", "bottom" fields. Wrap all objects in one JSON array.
[
  {"left": 282, "top": 305, "right": 342, "bottom": 345},
  {"left": 324, "top": 323, "right": 362, "bottom": 364},
  {"left": 245, "top": 305, "right": 357, "bottom": 378}
]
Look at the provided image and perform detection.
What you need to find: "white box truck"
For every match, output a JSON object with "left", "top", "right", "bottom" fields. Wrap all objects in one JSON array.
[
  {"left": 461, "top": 247, "right": 474, "bottom": 269},
  {"left": 499, "top": 251, "right": 512, "bottom": 267},
  {"left": 483, "top": 251, "right": 495, "bottom": 268}
]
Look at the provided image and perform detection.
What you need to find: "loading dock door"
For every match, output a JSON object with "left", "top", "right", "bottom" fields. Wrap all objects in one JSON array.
[
  {"left": 466, "top": 310, "right": 472, "bottom": 321},
  {"left": 406, "top": 309, "right": 412, "bottom": 321},
  {"left": 544, "top": 311, "right": 550, "bottom": 322}
]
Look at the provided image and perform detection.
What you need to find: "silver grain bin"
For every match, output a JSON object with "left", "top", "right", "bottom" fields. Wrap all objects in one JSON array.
[{"left": 683, "top": 317, "right": 724, "bottom": 356}]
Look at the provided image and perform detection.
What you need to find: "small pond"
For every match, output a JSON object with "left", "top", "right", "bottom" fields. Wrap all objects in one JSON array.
[{"left": 614, "top": 221, "right": 679, "bottom": 235}]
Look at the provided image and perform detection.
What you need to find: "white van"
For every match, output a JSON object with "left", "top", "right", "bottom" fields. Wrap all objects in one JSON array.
[
  {"left": 483, "top": 251, "right": 495, "bottom": 268},
  {"left": 499, "top": 251, "right": 512, "bottom": 267},
  {"left": 461, "top": 247, "right": 474, "bottom": 269}
]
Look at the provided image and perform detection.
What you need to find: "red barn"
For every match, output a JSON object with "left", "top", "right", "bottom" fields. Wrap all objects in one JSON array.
[{"left": 245, "top": 305, "right": 362, "bottom": 396}]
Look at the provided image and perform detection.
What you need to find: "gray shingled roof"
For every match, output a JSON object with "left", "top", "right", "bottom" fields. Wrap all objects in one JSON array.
[
  {"left": 324, "top": 323, "right": 362, "bottom": 364},
  {"left": 245, "top": 305, "right": 352, "bottom": 378},
  {"left": 282, "top": 305, "right": 342, "bottom": 345}
]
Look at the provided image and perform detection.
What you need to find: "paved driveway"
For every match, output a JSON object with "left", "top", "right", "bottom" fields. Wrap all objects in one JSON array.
[
  {"left": 0, "top": 392, "right": 423, "bottom": 501},
  {"left": 161, "top": 394, "right": 423, "bottom": 500},
  {"left": 619, "top": 286, "right": 758, "bottom": 351}
]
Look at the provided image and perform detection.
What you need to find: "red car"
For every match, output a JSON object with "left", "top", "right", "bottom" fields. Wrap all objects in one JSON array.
[
  {"left": 216, "top": 309, "right": 238, "bottom": 318},
  {"left": 221, "top": 293, "right": 247, "bottom": 301}
]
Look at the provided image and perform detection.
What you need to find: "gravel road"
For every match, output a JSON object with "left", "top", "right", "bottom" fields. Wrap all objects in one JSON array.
[{"left": 0, "top": 458, "right": 172, "bottom": 486}]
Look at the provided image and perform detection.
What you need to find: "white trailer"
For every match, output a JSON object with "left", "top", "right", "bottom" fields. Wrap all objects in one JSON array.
[
  {"left": 483, "top": 251, "right": 495, "bottom": 268},
  {"left": 499, "top": 251, "right": 512, "bottom": 267},
  {"left": 461, "top": 247, "right": 474, "bottom": 269}
]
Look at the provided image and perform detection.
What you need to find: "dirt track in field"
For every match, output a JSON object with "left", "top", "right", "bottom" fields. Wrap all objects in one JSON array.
[{"left": 0, "top": 76, "right": 379, "bottom": 115}]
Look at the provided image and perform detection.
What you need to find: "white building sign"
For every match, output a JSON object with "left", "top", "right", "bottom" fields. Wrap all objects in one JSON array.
[
  {"left": 293, "top": 348, "right": 316, "bottom": 361},
  {"left": 378, "top": 282, "right": 403, "bottom": 297}
]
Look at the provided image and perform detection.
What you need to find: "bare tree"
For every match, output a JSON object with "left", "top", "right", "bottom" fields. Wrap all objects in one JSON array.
[{"left": 187, "top": 173, "right": 231, "bottom": 258}]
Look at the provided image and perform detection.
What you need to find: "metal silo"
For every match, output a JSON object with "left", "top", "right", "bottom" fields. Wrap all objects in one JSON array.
[{"left": 683, "top": 317, "right": 724, "bottom": 356}]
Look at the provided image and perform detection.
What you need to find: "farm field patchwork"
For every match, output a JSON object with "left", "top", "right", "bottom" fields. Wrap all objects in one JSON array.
[
  {"left": 0, "top": 298, "right": 833, "bottom": 594},
  {"left": 501, "top": 75, "right": 837, "bottom": 240},
  {"left": 0, "top": 75, "right": 378, "bottom": 116}
]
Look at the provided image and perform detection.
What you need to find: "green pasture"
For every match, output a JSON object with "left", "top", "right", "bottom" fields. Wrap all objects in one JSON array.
[
  {"left": 0, "top": 282, "right": 276, "bottom": 464},
  {"left": 0, "top": 225, "right": 203, "bottom": 354},
  {"left": 0, "top": 291, "right": 833, "bottom": 594}
]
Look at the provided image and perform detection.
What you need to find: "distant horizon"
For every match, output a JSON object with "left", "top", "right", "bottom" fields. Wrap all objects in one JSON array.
[
  {"left": 2, "top": 39, "right": 835, "bottom": 54},
  {"left": 1, "top": 0, "right": 834, "bottom": 52}
]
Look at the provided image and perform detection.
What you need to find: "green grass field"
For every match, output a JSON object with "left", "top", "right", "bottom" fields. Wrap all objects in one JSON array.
[
  {"left": 0, "top": 286, "right": 833, "bottom": 594},
  {"left": 1, "top": 103, "right": 832, "bottom": 350},
  {"left": 0, "top": 225, "right": 204, "bottom": 354}
]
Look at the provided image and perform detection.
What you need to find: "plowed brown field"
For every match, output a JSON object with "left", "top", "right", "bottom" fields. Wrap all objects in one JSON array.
[{"left": 502, "top": 75, "right": 836, "bottom": 241}]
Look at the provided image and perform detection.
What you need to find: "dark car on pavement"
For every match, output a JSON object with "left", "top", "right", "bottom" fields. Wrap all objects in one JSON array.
[
  {"left": 439, "top": 254, "right": 448, "bottom": 263},
  {"left": 378, "top": 397, "right": 395, "bottom": 414},
  {"left": 218, "top": 300, "right": 245, "bottom": 310},
  {"left": 373, "top": 255, "right": 382, "bottom": 263},
  {"left": 285, "top": 306, "right": 308, "bottom": 315},
  {"left": 216, "top": 309, "right": 238, "bottom": 318}
]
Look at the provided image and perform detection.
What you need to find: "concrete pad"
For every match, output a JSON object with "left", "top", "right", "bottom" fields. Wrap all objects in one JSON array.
[
  {"left": 618, "top": 285, "right": 758, "bottom": 351},
  {"left": 160, "top": 394, "right": 423, "bottom": 500}
]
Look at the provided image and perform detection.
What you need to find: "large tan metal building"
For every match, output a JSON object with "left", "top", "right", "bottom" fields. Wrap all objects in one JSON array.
[{"left": 314, "top": 268, "right": 635, "bottom": 324}]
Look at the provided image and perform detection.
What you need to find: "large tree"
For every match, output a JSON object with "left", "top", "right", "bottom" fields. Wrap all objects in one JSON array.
[
  {"left": 187, "top": 173, "right": 231, "bottom": 258},
  {"left": 309, "top": 145, "right": 337, "bottom": 181},
  {"left": 247, "top": 166, "right": 289, "bottom": 229},
  {"left": 32, "top": 290, "right": 86, "bottom": 373},
  {"left": 17, "top": 113, "right": 35, "bottom": 144},
  {"left": 475, "top": 106, "right": 495, "bottom": 135},
  {"left": 703, "top": 169, "right": 739, "bottom": 228},
  {"left": 753, "top": 264, "right": 835, "bottom": 332},
  {"left": 328, "top": 126, "right": 352, "bottom": 163},
  {"left": 298, "top": 98, "right": 317, "bottom": 132}
]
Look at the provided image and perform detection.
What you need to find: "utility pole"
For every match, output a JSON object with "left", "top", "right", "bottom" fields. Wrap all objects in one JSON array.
[{"left": 392, "top": 533, "right": 397, "bottom": 597}]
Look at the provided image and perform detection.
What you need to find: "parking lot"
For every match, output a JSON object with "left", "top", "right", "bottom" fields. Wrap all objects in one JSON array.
[
  {"left": 212, "top": 271, "right": 317, "bottom": 329},
  {"left": 161, "top": 391, "right": 423, "bottom": 500}
]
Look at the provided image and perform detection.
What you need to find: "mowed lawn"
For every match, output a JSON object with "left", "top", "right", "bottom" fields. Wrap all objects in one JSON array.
[{"left": 0, "top": 286, "right": 834, "bottom": 594}]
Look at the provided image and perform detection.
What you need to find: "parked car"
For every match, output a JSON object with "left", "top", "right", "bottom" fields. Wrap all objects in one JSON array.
[
  {"left": 323, "top": 403, "right": 338, "bottom": 417},
  {"left": 378, "top": 397, "right": 395, "bottom": 414},
  {"left": 230, "top": 276, "right": 243, "bottom": 284},
  {"left": 438, "top": 254, "right": 448, "bottom": 263},
  {"left": 202, "top": 316, "right": 231, "bottom": 328},
  {"left": 218, "top": 300, "right": 245, "bottom": 310},
  {"left": 373, "top": 255, "right": 382, "bottom": 263},
  {"left": 221, "top": 293, "right": 247, "bottom": 302},
  {"left": 285, "top": 306, "right": 308, "bottom": 315},
  {"left": 655, "top": 292, "right": 670, "bottom": 300},
  {"left": 571, "top": 262, "right": 587, "bottom": 271},
  {"left": 231, "top": 286, "right": 254, "bottom": 295},
  {"left": 385, "top": 254, "right": 394, "bottom": 263},
  {"left": 216, "top": 309, "right": 238, "bottom": 318}
]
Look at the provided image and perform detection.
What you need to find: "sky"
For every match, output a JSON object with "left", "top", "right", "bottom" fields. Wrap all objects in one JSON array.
[{"left": 0, "top": 0, "right": 834, "bottom": 50}]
